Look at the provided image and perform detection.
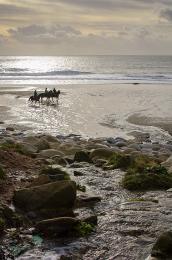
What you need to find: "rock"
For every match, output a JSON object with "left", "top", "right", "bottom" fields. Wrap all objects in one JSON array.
[
  {"left": 36, "top": 217, "right": 79, "bottom": 236},
  {"left": 151, "top": 231, "right": 172, "bottom": 259},
  {"left": 6, "top": 127, "right": 14, "bottom": 131},
  {"left": 89, "top": 148, "right": 114, "bottom": 161},
  {"left": 82, "top": 215, "right": 98, "bottom": 226},
  {"left": 35, "top": 138, "right": 50, "bottom": 151},
  {"left": 51, "top": 155, "right": 68, "bottom": 166},
  {"left": 94, "top": 159, "right": 107, "bottom": 167},
  {"left": 115, "top": 141, "right": 127, "bottom": 148},
  {"left": 30, "top": 174, "right": 51, "bottom": 187},
  {"left": 128, "top": 143, "right": 141, "bottom": 151},
  {"left": 43, "top": 135, "right": 60, "bottom": 143},
  {"left": 17, "top": 142, "right": 38, "bottom": 155},
  {"left": 38, "top": 149, "right": 64, "bottom": 159},
  {"left": 129, "top": 131, "right": 150, "bottom": 142},
  {"left": 163, "top": 144, "right": 172, "bottom": 152},
  {"left": 41, "top": 165, "right": 70, "bottom": 181},
  {"left": 3, "top": 137, "right": 15, "bottom": 145},
  {"left": 74, "top": 150, "right": 92, "bottom": 163},
  {"left": 106, "top": 137, "right": 117, "bottom": 144},
  {"left": 74, "top": 171, "right": 84, "bottom": 176},
  {"left": 76, "top": 195, "right": 101, "bottom": 207},
  {"left": 167, "top": 188, "right": 172, "bottom": 192},
  {"left": 161, "top": 155, "right": 172, "bottom": 170},
  {"left": 13, "top": 181, "right": 76, "bottom": 218}
]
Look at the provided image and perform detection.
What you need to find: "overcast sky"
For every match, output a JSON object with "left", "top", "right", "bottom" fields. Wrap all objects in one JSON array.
[{"left": 0, "top": 0, "right": 172, "bottom": 55}]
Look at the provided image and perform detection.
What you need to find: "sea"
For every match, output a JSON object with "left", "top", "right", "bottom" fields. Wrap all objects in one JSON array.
[{"left": 0, "top": 55, "right": 172, "bottom": 85}]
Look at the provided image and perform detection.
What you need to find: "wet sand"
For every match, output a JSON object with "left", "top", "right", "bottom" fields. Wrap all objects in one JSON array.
[
  {"left": 128, "top": 114, "right": 172, "bottom": 136},
  {"left": 0, "top": 83, "right": 172, "bottom": 142}
]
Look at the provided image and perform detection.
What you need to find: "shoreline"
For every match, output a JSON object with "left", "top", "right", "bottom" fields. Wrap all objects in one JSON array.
[{"left": 0, "top": 83, "right": 172, "bottom": 142}]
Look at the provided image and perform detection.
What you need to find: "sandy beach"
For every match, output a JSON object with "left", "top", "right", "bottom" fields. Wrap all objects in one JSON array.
[{"left": 0, "top": 83, "right": 172, "bottom": 142}]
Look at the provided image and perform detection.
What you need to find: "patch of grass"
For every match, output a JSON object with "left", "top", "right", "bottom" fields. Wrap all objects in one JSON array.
[
  {"left": 0, "top": 142, "right": 26, "bottom": 155},
  {"left": 75, "top": 221, "right": 95, "bottom": 236},
  {"left": 107, "top": 153, "right": 133, "bottom": 170},
  {"left": 122, "top": 172, "right": 172, "bottom": 191},
  {"left": 121, "top": 154, "right": 172, "bottom": 191}
]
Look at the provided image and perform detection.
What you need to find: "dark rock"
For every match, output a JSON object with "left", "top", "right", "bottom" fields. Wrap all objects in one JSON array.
[
  {"left": 6, "top": 127, "right": 14, "bottom": 131},
  {"left": 74, "top": 150, "right": 92, "bottom": 163},
  {"left": 36, "top": 217, "right": 79, "bottom": 236},
  {"left": 151, "top": 231, "right": 172, "bottom": 258},
  {"left": 74, "top": 171, "right": 84, "bottom": 176},
  {"left": 14, "top": 181, "right": 76, "bottom": 218},
  {"left": 41, "top": 165, "right": 70, "bottom": 181},
  {"left": 76, "top": 195, "right": 101, "bottom": 207},
  {"left": 82, "top": 215, "right": 98, "bottom": 226}
]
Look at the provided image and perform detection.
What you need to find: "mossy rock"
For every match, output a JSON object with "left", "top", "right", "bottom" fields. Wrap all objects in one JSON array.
[
  {"left": 0, "top": 166, "right": 5, "bottom": 180},
  {"left": 122, "top": 172, "right": 172, "bottom": 191},
  {"left": 89, "top": 148, "right": 114, "bottom": 161},
  {"left": 107, "top": 153, "right": 133, "bottom": 170},
  {"left": 74, "top": 150, "right": 92, "bottom": 163},
  {"left": 13, "top": 181, "right": 76, "bottom": 215},
  {"left": 41, "top": 165, "right": 70, "bottom": 181},
  {"left": 123, "top": 154, "right": 171, "bottom": 190},
  {"left": 151, "top": 231, "right": 172, "bottom": 258}
]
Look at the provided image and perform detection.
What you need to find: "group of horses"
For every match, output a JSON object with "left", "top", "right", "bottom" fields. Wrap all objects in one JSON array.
[{"left": 29, "top": 89, "right": 60, "bottom": 104}]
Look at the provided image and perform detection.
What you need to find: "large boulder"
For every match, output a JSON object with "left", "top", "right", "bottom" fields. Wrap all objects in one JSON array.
[
  {"left": 35, "top": 138, "right": 50, "bottom": 151},
  {"left": 17, "top": 142, "right": 38, "bottom": 155},
  {"left": 36, "top": 217, "right": 79, "bottom": 236},
  {"left": 89, "top": 148, "right": 115, "bottom": 161},
  {"left": 13, "top": 181, "right": 76, "bottom": 218},
  {"left": 37, "top": 149, "right": 64, "bottom": 159},
  {"left": 151, "top": 231, "right": 172, "bottom": 259}
]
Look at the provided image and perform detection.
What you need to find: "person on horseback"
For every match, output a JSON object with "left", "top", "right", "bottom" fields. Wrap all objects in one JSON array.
[
  {"left": 53, "top": 88, "right": 57, "bottom": 94},
  {"left": 34, "top": 90, "right": 38, "bottom": 98}
]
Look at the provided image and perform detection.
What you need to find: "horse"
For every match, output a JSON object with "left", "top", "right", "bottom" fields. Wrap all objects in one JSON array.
[
  {"left": 39, "top": 90, "right": 60, "bottom": 103},
  {"left": 28, "top": 95, "right": 40, "bottom": 103}
]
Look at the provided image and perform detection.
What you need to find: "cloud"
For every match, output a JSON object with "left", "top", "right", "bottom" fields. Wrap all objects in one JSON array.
[
  {"left": 0, "top": 35, "right": 8, "bottom": 45},
  {"left": 8, "top": 24, "right": 81, "bottom": 44},
  {"left": 160, "top": 8, "right": 172, "bottom": 21},
  {"left": 0, "top": 3, "right": 35, "bottom": 16}
]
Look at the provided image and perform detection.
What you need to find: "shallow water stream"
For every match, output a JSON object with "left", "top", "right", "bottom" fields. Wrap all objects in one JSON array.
[{"left": 17, "top": 164, "right": 172, "bottom": 260}]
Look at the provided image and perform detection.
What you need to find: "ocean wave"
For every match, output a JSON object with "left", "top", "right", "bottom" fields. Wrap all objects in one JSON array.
[
  {"left": 0, "top": 70, "right": 92, "bottom": 77},
  {"left": 0, "top": 73, "right": 172, "bottom": 84}
]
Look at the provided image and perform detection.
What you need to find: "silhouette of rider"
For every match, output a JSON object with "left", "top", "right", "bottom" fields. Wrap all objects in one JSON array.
[
  {"left": 45, "top": 88, "right": 48, "bottom": 94},
  {"left": 53, "top": 88, "right": 57, "bottom": 94},
  {"left": 34, "top": 90, "right": 37, "bottom": 98}
]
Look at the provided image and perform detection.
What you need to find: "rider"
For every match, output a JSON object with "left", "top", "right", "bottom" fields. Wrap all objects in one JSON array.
[
  {"left": 45, "top": 87, "right": 48, "bottom": 94},
  {"left": 34, "top": 90, "right": 38, "bottom": 98},
  {"left": 53, "top": 88, "right": 57, "bottom": 94}
]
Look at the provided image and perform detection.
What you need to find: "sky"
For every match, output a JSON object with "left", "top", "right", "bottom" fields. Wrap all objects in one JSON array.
[{"left": 0, "top": 0, "right": 172, "bottom": 55}]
